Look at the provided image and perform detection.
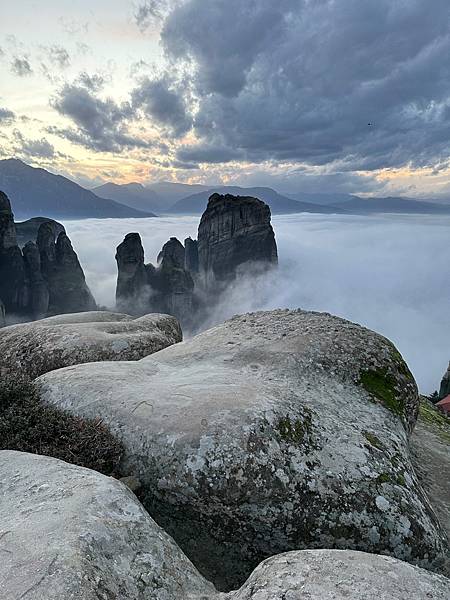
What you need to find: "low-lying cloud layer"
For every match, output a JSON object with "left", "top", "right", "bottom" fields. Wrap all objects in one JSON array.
[{"left": 64, "top": 213, "right": 450, "bottom": 394}]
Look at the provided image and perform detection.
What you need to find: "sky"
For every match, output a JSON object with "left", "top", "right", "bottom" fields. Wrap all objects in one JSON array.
[
  {"left": 1, "top": 1, "right": 450, "bottom": 196},
  {"left": 64, "top": 212, "right": 450, "bottom": 394}
]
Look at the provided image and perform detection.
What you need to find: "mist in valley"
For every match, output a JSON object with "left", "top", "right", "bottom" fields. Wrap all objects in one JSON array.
[{"left": 64, "top": 213, "right": 450, "bottom": 394}]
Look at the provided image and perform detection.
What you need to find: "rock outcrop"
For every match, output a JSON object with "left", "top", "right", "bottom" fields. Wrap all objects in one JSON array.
[
  {"left": 115, "top": 194, "right": 277, "bottom": 325},
  {"left": 0, "top": 311, "right": 181, "bottom": 380},
  {"left": 15, "top": 216, "right": 65, "bottom": 247},
  {"left": 228, "top": 549, "right": 450, "bottom": 600},
  {"left": 0, "top": 191, "right": 28, "bottom": 314},
  {"left": 0, "top": 191, "right": 96, "bottom": 322},
  {"left": 0, "top": 451, "right": 216, "bottom": 600},
  {"left": 116, "top": 233, "right": 194, "bottom": 325},
  {"left": 439, "top": 362, "right": 450, "bottom": 399},
  {"left": 197, "top": 193, "right": 278, "bottom": 289},
  {"left": 37, "top": 309, "right": 446, "bottom": 590},
  {"left": 3, "top": 451, "right": 448, "bottom": 600}
]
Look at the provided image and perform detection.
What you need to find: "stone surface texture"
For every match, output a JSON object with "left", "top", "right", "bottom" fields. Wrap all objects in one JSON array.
[
  {"left": 0, "top": 451, "right": 217, "bottom": 600},
  {"left": 197, "top": 193, "right": 278, "bottom": 289},
  {"left": 0, "top": 311, "right": 182, "bottom": 380},
  {"left": 37, "top": 309, "right": 446, "bottom": 589}
]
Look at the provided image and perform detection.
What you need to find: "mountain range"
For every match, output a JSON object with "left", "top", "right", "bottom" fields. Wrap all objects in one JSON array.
[
  {"left": 0, "top": 159, "right": 156, "bottom": 219},
  {"left": 2, "top": 158, "right": 450, "bottom": 219}
]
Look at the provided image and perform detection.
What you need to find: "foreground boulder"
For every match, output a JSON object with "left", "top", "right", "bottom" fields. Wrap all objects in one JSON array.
[
  {"left": 0, "top": 451, "right": 216, "bottom": 600},
  {"left": 229, "top": 549, "right": 450, "bottom": 599},
  {"left": 2, "top": 452, "right": 448, "bottom": 600},
  {"left": 0, "top": 311, "right": 181, "bottom": 380},
  {"left": 37, "top": 309, "right": 446, "bottom": 590}
]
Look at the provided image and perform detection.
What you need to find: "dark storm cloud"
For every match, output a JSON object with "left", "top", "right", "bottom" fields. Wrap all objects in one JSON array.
[
  {"left": 51, "top": 84, "right": 150, "bottom": 152},
  {"left": 132, "top": 76, "right": 192, "bottom": 137},
  {"left": 156, "top": 0, "right": 450, "bottom": 170},
  {"left": 176, "top": 143, "right": 244, "bottom": 164},
  {"left": 11, "top": 56, "right": 33, "bottom": 76}
]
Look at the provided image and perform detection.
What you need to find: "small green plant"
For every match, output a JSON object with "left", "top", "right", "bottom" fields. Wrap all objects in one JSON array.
[
  {"left": 0, "top": 377, "right": 124, "bottom": 475},
  {"left": 360, "top": 369, "right": 404, "bottom": 417}
]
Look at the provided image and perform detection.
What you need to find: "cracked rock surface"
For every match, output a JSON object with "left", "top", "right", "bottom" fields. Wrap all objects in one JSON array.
[
  {"left": 0, "top": 311, "right": 182, "bottom": 380},
  {"left": 36, "top": 309, "right": 446, "bottom": 590},
  {"left": 1, "top": 451, "right": 448, "bottom": 600}
]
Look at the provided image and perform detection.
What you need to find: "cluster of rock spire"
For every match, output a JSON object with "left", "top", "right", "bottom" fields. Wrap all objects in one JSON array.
[
  {"left": 0, "top": 191, "right": 96, "bottom": 324},
  {"left": 115, "top": 193, "right": 278, "bottom": 327}
]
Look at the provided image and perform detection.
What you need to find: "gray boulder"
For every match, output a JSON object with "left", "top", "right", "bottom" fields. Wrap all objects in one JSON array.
[
  {"left": 0, "top": 451, "right": 216, "bottom": 600},
  {"left": 37, "top": 309, "right": 446, "bottom": 590},
  {"left": 0, "top": 311, "right": 181, "bottom": 380},
  {"left": 229, "top": 549, "right": 450, "bottom": 600}
]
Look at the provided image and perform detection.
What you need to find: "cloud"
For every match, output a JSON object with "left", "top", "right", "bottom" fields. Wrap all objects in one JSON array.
[
  {"left": 50, "top": 84, "right": 150, "bottom": 152},
  {"left": 63, "top": 212, "right": 450, "bottom": 394},
  {"left": 12, "top": 129, "right": 55, "bottom": 158},
  {"left": 132, "top": 76, "right": 192, "bottom": 137},
  {"left": 134, "top": 0, "right": 172, "bottom": 31},
  {"left": 176, "top": 143, "right": 244, "bottom": 164},
  {"left": 76, "top": 71, "right": 107, "bottom": 92},
  {"left": 45, "top": 45, "right": 70, "bottom": 69},
  {"left": 154, "top": 0, "right": 450, "bottom": 171},
  {"left": 0, "top": 108, "right": 16, "bottom": 125},
  {"left": 11, "top": 56, "right": 33, "bottom": 76}
]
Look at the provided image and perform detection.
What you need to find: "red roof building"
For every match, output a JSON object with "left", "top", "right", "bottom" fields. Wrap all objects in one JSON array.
[{"left": 436, "top": 395, "right": 450, "bottom": 415}]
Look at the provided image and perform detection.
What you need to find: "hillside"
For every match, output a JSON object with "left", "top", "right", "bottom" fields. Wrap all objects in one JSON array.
[
  {"left": 168, "top": 186, "right": 344, "bottom": 215},
  {"left": 93, "top": 182, "right": 164, "bottom": 214},
  {"left": 0, "top": 159, "right": 156, "bottom": 219}
]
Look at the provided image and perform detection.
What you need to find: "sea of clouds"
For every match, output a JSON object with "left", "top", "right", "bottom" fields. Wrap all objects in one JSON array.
[{"left": 64, "top": 213, "right": 450, "bottom": 394}]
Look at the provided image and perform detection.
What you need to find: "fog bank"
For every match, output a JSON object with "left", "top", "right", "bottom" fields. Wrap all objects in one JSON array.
[{"left": 64, "top": 213, "right": 450, "bottom": 394}]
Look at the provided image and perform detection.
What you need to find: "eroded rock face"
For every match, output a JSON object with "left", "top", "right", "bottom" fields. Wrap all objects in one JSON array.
[
  {"left": 116, "top": 233, "right": 195, "bottom": 325},
  {"left": 37, "top": 309, "right": 446, "bottom": 590},
  {"left": 197, "top": 193, "right": 278, "bottom": 289},
  {"left": 37, "top": 224, "right": 96, "bottom": 315},
  {"left": 229, "top": 550, "right": 450, "bottom": 600},
  {"left": 0, "top": 192, "right": 96, "bottom": 321},
  {"left": 15, "top": 216, "right": 65, "bottom": 248},
  {"left": 0, "top": 451, "right": 216, "bottom": 600},
  {"left": 115, "top": 194, "right": 278, "bottom": 327},
  {"left": 0, "top": 311, "right": 182, "bottom": 380}
]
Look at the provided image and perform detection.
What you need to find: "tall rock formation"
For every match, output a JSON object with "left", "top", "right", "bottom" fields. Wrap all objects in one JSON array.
[
  {"left": 116, "top": 194, "right": 278, "bottom": 326},
  {"left": 0, "top": 190, "right": 96, "bottom": 322},
  {"left": 0, "top": 191, "right": 28, "bottom": 314},
  {"left": 439, "top": 363, "right": 450, "bottom": 399},
  {"left": 197, "top": 193, "right": 278, "bottom": 289},
  {"left": 116, "top": 234, "right": 194, "bottom": 324}
]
